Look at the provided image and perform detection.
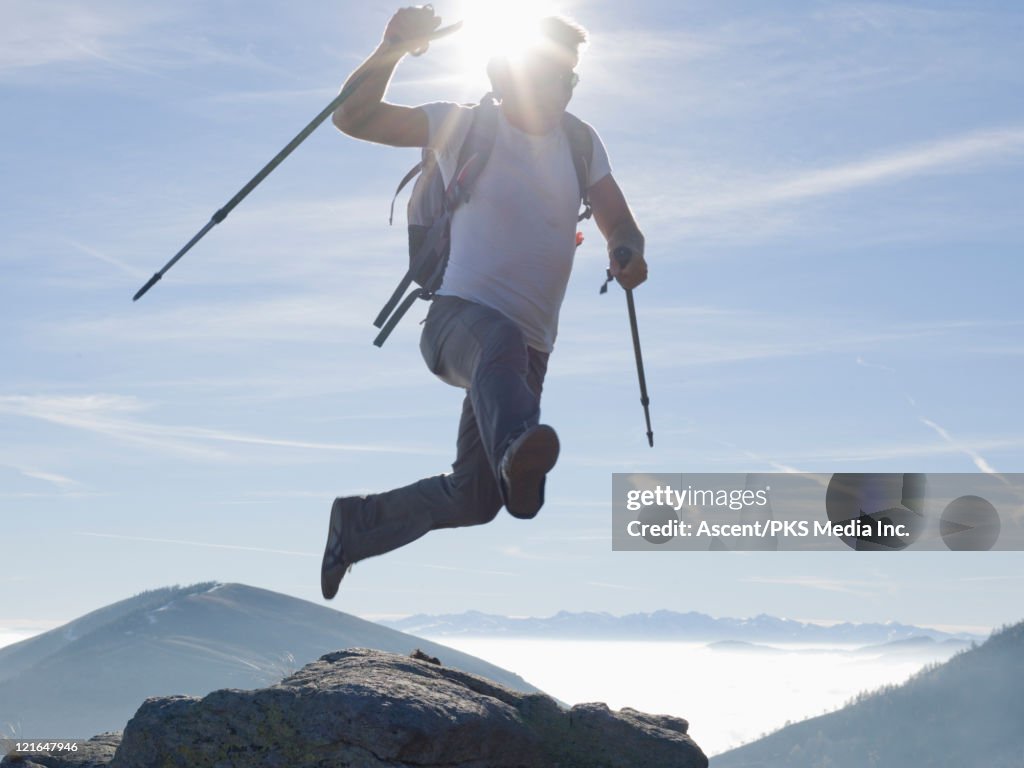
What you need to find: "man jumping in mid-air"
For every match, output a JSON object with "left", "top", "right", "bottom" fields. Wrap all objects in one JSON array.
[{"left": 322, "top": 5, "right": 647, "bottom": 599}]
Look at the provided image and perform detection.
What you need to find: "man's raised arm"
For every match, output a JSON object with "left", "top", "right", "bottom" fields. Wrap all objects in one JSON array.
[{"left": 332, "top": 6, "right": 441, "bottom": 148}]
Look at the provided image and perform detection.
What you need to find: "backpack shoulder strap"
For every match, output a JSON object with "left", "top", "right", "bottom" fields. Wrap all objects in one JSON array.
[
  {"left": 372, "top": 97, "right": 500, "bottom": 348},
  {"left": 445, "top": 95, "right": 500, "bottom": 211},
  {"left": 388, "top": 158, "right": 425, "bottom": 225},
  {"left": 387, "top": 95, "right": 499, "bottom": 225},
  {"left": 561, "top": 112, "right": 594, "bottom": 222}
]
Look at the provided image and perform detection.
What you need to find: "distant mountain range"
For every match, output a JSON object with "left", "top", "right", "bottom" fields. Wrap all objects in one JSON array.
[
  {"left": 0, "top": 583, "right": 541, "bottom": 739},
  {"left": 713, "top": 619, "right": 1024, "bottom": 767},
  {"left": 381, "top": 609, "right": 984, "bottom": 645}
]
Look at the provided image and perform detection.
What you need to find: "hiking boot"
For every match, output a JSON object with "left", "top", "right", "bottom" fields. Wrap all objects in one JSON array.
[
  {"left": 500, "top": 424, "right": 560, "bottom": 520},
  {"left": 321, "top": 497, "right": 355, "bottom": 600}
]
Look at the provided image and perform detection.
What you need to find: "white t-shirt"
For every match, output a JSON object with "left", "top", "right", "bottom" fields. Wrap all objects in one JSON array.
[{"left": 420, "top": 102, "right": 611, "bottom": 352}]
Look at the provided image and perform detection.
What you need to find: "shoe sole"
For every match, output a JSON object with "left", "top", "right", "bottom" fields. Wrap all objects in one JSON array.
[
  {"left": 505, "top": 425, "right": 560, "bottom": 520},
  {"left": 320, "top": 500, "right": 348, "bottom": 600}
]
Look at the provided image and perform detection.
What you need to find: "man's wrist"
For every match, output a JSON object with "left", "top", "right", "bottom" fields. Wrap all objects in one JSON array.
[
  {"left": 608, "top": 232, "right": 645, "bottom": 259},
  {"left": 372, "top": 41, "right": 407, "bottom": 66}
]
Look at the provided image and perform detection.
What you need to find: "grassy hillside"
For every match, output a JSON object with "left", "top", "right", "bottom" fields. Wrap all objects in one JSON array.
[{"left": 714, "top": 620, "right": 1024, "bottom": 768}]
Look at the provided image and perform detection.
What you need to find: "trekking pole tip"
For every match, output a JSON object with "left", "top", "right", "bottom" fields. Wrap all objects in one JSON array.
[
  {"left": 647, "top": 432, "right": 654, "bottom": 448},
  {"left": 133, "top": 273, "right": 162, "bottom": 302}
]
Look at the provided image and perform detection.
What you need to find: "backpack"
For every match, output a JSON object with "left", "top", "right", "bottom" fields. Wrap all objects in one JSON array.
[{"left": 371, "top": 95, "right": 595, "bottom": 347}]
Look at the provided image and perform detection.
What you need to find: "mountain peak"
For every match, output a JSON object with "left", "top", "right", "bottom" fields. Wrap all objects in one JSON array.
[{"left": 0, "top": 583, "right": 547, "bottom": 739}]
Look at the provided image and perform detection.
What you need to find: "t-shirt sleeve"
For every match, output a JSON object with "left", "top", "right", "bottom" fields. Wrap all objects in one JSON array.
[
  {"left": 585, "top": 123, "right": 612, "bottom": 187},
  {"left": 419, "top": 101, "right": 474, "bottom": 188}
]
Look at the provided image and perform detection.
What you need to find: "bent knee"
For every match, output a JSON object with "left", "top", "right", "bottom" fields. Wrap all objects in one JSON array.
[
  {"left": 454, "top": 494, "right": 502, "bottom": 526},
  {"left": 447, "top": 481, "right": 503, "bottom": 527}
]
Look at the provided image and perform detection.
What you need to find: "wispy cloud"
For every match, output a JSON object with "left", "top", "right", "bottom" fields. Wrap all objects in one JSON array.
[
  {"left": 642, "top": 126, "right": 1024, "bottom": 237},
  {"left": 742, "top": 127, "right": 1024, "bottom": 205},
  {"left": 64, "top": 239, "right": 146, "bottom": 279},
  {"left": 0, "top": 2, "right": 166, "bottom": 74},
  {"left": 74, "top": 531, "right": 316, "bottom": 557},
  {"left": 201, "top": 86, "right": 339, "bottom": 106},
  {"left": 499, "top": 545, "right": 584, "bottom": 562},
  {"left": 814, "top": 4, "right": 982, "bottom": 34},
  {"left": 69, "top": 294, "right": 381, "bottom": 344},
  {"left": 920, "top": 418, "right": 998, "bottom": 474},
  {"left": 0, "top": 394, "right": 443, "bottom": 460},
  {"left": 583, "top": 581, "right": 644, "bottom": 592},
  {"left": 955, "top": 574, "right": 1024, "bottom": 584},
  {"left": 590, "top": 28, "right": 720, "bottom": 71},
  {"left": 528, "top": 531, "right": 611, "bottom": 544},
  {"left": 743, "top": 575, "right": 883, "bottom": 597},
  {"left": 555, "top": 310, "right": 980, "bottom": 379},
  {"left": 773, "top": 435, "right": 1024, "bottom": 466},
  {"left": 0, "top": 463, "right": 79, "bottom": 489},
  {"left": 585, "top": 3, "right": 1014, "bottom": 132},
  {"left": 0, "top": 462, "right": 99, "bottom": 500},
  {"left": 583, "top": 22, "right": 792, "bottom": 109},
  {"left": 0, "top": 1, "right": 295, "bottom": 82},
  {"left": 413, "top": 563, "right": 518, "bottom": 578},
  {"left": 711, "top": 441, "right": 807, "bottom": 474},
  {"left": 792, "top": 356, "right": 1015, "bottom": 472},
  {"left": 856, "top": 356, "right": 897, "bottom": 373}
]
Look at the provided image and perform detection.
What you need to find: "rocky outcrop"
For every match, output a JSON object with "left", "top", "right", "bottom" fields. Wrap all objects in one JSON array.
[{"left": 4, "top": 648, "right": 707, "bottom": 768}]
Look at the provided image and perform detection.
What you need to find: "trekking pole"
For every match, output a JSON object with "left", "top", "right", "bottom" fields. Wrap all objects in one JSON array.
[
  {"left": 133, "top": 20, "right": 463, "bottom": 302},
  {"left": 600, "top": 246, "right": 654, "bottom": 447}
]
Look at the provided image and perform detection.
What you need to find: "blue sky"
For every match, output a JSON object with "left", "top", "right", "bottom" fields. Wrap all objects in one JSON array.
[{"left": 2, "top": 0, "right": 1023, "bottom": 640}]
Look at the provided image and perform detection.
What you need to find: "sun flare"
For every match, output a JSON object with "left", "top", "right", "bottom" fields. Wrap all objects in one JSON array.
[{"left": 451, "top": 0, "right": 561, "bottom": 77}]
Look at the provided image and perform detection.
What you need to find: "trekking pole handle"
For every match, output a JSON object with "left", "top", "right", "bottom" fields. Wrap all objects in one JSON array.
[
  {"left": 599, "top": 246, "right": 634, "bottom": 294},
  {"left": 408, "top": 20, "right": 464, "bottom": 56}
]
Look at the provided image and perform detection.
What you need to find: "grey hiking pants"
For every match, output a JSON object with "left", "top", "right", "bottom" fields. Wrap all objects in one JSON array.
[{"left": 342, "top": 295, "right": 549, "bottom": 564}]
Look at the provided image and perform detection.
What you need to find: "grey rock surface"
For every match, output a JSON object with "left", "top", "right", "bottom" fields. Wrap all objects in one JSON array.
[{"left": 93, "top": 647, "right": 706, "bottom": 768}]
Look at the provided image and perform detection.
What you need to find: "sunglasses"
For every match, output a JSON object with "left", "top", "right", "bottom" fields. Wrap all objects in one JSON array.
[
  {"left": 534, "top": 69, "right": 579, "bottom": 91},
  {"left": 519, "top": 59, "right": 580, "bottom": 90}
]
